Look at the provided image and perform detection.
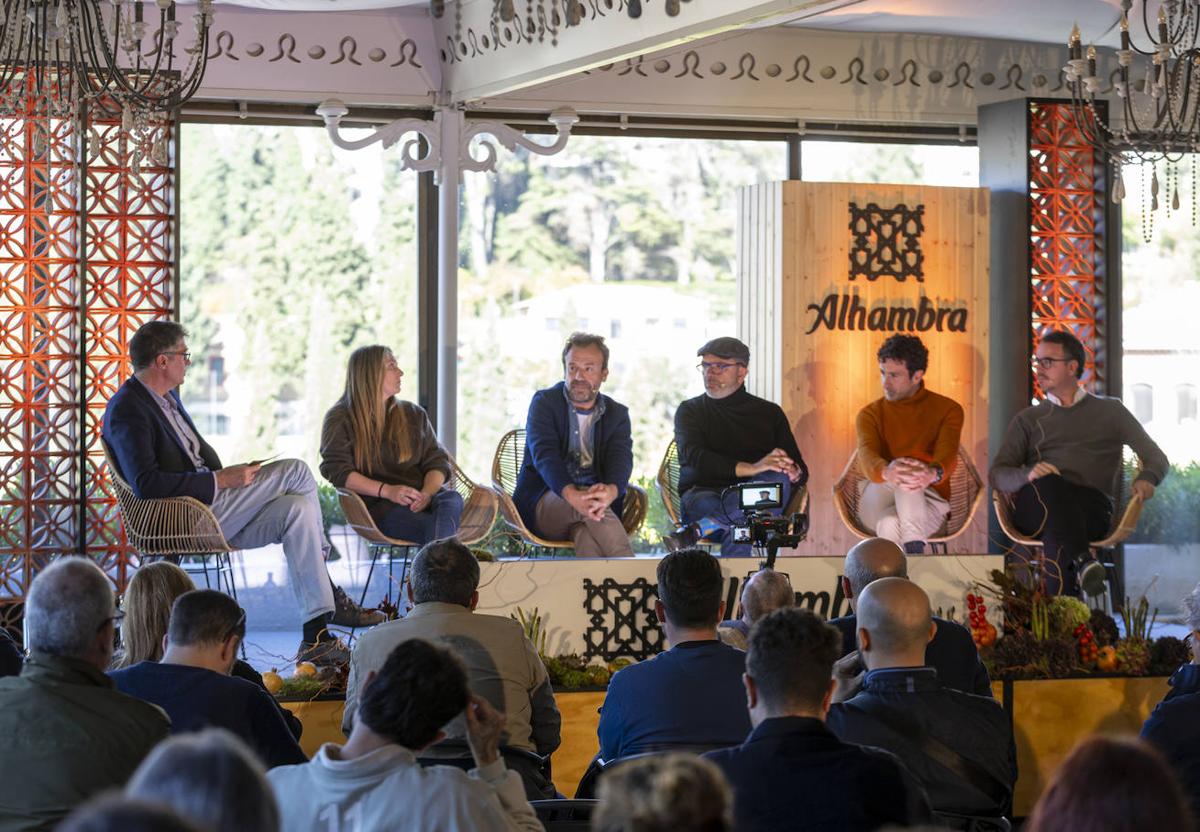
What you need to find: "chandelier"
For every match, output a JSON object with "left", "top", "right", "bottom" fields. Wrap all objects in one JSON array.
[
  {"left": 430, "top": 0, "right": 692, "bottom": 38},
  {"left": 0, "top": 0, "right": 214, "bottom": 166}
]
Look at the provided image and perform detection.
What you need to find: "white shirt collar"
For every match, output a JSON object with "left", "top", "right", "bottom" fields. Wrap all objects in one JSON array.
[{"left": 1045, "top": 386, "right": 1089, "bottom": 408}]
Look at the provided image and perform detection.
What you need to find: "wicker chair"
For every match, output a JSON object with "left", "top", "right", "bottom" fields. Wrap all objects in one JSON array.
[
  {"left": 491, "top": 429, "right": 647, "bottom": 554},
  {"left": 655, "top": 438, "right": 809, "bottom": 531},
  {"left": 337, "top": 458, "right": 500, "bottom": 606},
  {"left": 993, "top": 453, "right": 1144, "bottom": 602},
  {"left": 101, "top": 438, "right": 237, "bottom": 597},
  {"left": 833, "top": 446, "right": 984, "bottom": 552}
]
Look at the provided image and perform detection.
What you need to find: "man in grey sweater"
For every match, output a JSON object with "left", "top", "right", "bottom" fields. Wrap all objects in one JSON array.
[{"left": 991, "top": 330, "right": 1168, "bottom": 594}]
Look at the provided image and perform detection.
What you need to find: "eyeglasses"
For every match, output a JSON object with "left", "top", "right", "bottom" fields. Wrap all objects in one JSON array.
[
  {"left": 225, "top": 608, "right": 247, "bottom": 643},
  {"left": 161, "top": 350, "right": 191, "bottom": 362},
  {"left": 697, "top": 361, "right": 744, "bottom": 374},
  {"left": 1032, "top": 357, "right": 1072, "bottom": 369},
  {"left": 97, "top": 606, "right": 125, "bottom": 633}
]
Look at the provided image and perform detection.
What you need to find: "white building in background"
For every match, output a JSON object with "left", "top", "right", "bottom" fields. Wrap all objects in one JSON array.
[{"left": 1123, "top": 284, "right": 1200, "bottom": 466}]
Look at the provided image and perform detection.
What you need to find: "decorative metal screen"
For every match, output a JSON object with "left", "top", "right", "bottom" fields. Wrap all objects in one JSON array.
[
  {"left": 0, "top": 97, "right": 175, "bottom": 633},
  {"left": 1027, "top": 101, "right": 1107, "bottom": 397}
]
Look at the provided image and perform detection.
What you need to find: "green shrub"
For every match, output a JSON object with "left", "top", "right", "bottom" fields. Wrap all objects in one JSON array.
[{"left": 1129, "top": 462, "right": 1200, "bottom": 546}]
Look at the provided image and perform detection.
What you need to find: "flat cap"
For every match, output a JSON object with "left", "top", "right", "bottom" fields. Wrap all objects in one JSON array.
[{"left": 697, "top": 336, "right": 750, "bottom": 364}]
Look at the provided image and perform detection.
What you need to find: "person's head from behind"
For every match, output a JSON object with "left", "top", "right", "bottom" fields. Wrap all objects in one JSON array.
[
  {"left": 127, "top": 729, "right": 279, "bottom": 832},
  {"left": 163, "top": 590, "right": 246, "bottom": 675},
  {"left": 744, "top": 607, "right": 842, "bottom": 724},
  {"left": 655, "top": 548, "right": 725, "bottom": 635},
  {"left": 841, "top": 537, "right": 907, "bottom": 610},
  {"left": 117, "top": 562, "right": 196, "bottom": 668},
  {"left": 408, "top": 538, "right": 479, "bottom": 610},
  {"left": 25, "top": 557, "right": 118, "bottom": 672},
  {"left": 1027, "top": 735, "right": 1191, "bottom": 832},
  {"left": 355, "top": 639, "right": 470, "bottom": 751},
  {"left": 740, "top": 569, "right": 794, "bottom": 626},
  {"left": 592, "top": 753, "right": 732, "bottom": 832},
  {"left": 855, "top": 577, "right": 935, "bottom": 672},
  {"left": 59, "top": 795, "right": 204, "bottom": 832},
  {"left": 876, "top": 334, "right": 928, "bottom": 401}
]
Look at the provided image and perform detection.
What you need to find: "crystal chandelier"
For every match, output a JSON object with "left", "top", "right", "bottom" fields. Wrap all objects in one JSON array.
[{"left": 0, "top": 0, "right": 214, "bottom": 165}]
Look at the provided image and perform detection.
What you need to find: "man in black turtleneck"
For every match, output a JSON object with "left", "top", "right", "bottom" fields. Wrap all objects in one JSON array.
[{"left": 668, "top": 337, "right": 808, "bottom": 556}]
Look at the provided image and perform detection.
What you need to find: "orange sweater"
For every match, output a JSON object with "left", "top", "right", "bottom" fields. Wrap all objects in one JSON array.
[{"left": 855, "top": 385, "right": 964, "bottom": 500}]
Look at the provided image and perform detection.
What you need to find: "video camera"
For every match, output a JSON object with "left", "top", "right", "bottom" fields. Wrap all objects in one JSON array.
[{"left": 727, "top": 481, "right": 809, "bottom": 569}]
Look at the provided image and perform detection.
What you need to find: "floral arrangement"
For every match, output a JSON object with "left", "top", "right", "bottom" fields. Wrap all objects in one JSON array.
[
  {"left": 512, "top": 605, "right": 633, "bottom": 690},
  {"left": 972, "top": 568, "right": 1187, "bottom": 680}
]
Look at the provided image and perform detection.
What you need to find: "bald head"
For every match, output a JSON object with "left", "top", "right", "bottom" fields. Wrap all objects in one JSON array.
[
  {"left": 844, "top": 538, "right": 907, "bottom": 600},
  {"left": 857, "top": 578, "right": 934, "bottom": 666},
  {"left": 741, "top": 570, "right": 795, "bottom": 625}
]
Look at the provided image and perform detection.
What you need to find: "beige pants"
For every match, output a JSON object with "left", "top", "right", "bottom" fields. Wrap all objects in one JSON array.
[
  {"left": 858, "top": 480, "right": 950, "bottom": 545},
  {"left": 534, "top": 491, "right": 634, "bottom": 557}
]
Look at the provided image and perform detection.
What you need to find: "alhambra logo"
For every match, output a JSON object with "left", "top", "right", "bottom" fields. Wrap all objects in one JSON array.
[{"left": 805, "top": 201, "right": 969, "bottom": 334}]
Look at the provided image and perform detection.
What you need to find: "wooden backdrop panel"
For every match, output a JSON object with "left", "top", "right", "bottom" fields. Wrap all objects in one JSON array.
[{"left": 739, "top": 181, "right": 990, "bottom": 555}]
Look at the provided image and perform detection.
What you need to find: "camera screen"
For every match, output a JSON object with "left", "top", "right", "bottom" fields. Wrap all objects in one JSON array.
[{"left": 740, "top": 482, "right": 782, "bottom": 509}]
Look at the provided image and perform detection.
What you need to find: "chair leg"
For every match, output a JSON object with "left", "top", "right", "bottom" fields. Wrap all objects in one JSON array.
[
  {"left": 359, "top": 545, "right": 381, "bottom": 610},
  {"left": 928, "top": 542, "right": 949, "bottom": 555}
]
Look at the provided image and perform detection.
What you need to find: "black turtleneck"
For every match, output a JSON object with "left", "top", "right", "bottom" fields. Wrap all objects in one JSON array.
[{"left": 674, "top": 385, "right": 807, "bottom": 494}]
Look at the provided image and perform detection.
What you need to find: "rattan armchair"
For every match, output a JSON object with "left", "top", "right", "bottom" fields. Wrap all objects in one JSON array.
[
  {"left": 491, "top": 429, "right": 647, "bottom": 554},
  {"left": 833, "top": 446, "right": 984, "bottom": 551},
  {"left": 101, "top": 438, "right": 237, "bottom": 596}
]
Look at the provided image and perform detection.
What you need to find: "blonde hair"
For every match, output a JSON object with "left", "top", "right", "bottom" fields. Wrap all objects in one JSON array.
[
  {"left": 112, "top": 561, "right": 196, "bottom": 669},
  {"left": 343, "top": 345, "right": 412, "bottom": 474},
  {"left": 593, "top": 754, "right": 733, "bottom": 832}
]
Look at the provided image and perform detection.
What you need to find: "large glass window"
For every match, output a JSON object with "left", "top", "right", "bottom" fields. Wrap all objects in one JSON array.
[
  {"left": 801, "top": 140, "right": 979, "bottom": 186},
  {"left": 457, "top": 135, "right": 787, "bottom": 549}
]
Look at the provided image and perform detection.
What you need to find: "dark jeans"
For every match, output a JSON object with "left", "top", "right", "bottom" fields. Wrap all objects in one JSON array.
[
  {"left": 1013, "top": 474, "right": 1111, "bottom": 595},
  {"left": 376, "top": 488, "right": 464, "bottom": 543},
  {"left": 680, "top": 470, "right": 792, "bottom": 557}
]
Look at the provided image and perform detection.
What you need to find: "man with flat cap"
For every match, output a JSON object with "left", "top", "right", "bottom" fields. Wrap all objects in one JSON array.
[{"left": 668, "top": 337, "right": 808, "bottom": 556}]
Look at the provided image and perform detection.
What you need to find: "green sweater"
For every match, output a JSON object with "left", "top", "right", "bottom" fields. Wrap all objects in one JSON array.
[
  {"left": 0, "top": 652, "right": 169, "bottom": 831},
  {"left": 990, "top": 394, "right": 1169, "bottom": 501}
]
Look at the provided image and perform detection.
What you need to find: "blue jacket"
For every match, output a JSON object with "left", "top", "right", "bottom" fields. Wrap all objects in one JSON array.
[
  {"left": 828, "top": 614, "right": 993, "bottom": 698},
  {"left": 705, "top": 716, "right": 932, "bottom": 831},
  {"left": 513, "top": 382, "right": 633, "bottom": 535},
  {"left": 102, "top": 377, "right": 222, "bottom": 504},
  {"left": 1142, "top": 663, "right": 1200, "bottom": 820}
]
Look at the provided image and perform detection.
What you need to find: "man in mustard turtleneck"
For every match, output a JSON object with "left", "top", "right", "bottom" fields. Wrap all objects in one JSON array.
[{"left": 855, "top": 335, "right": 964, "bottom": 554}]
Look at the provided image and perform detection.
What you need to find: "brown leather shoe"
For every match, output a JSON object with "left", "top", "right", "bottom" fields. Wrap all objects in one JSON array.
[{"left": 329, "top": 585, "right": 385, "bottom": 628}]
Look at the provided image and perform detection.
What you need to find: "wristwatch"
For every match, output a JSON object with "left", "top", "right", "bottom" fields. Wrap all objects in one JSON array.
[{"left": 930, "top": 463, "right": 944, "bottom": 484}]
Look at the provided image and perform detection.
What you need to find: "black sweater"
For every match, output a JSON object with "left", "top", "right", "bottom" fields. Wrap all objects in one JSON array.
[{"left": 674, "top": 386, "right": 808, "bottom": 494}]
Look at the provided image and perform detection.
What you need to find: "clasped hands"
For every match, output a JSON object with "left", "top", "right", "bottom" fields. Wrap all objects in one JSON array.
[
  {"left": 883, "top": 457, "right": 938, "bottom": 490},
  {"left": 563, "top": 483, "right": 618, "bottom": 521},
  {"left": 746, "top": 448, "right": 803, "bottom": 483},
  {"left": 380, "top": 483, "right": 434, "bottom": 512}
]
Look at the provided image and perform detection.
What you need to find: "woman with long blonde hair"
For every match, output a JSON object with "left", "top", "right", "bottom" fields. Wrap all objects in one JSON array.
[{"left": 319, "top": 346, "right": 462, "bottom": 542}]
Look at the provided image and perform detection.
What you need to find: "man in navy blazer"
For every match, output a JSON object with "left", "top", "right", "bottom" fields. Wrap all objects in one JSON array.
[
  {"left": 103, "top": 320, "right": 381, "bottom": 664},
  {"left": 513, "top": 332, "right": 634, "bottom": 557}
]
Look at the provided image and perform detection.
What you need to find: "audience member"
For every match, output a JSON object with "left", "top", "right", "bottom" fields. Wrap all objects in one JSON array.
[
  {"left": 990, "top": 329, "right": 1168, "bottom": 595},
  {"left": 716, "top": 568, "right": 794, "bottom": 650},
  {"left": 1, "top": 626, "right": 21, "bottom": 677},
  {"left": 706, "top": 607, "right": 932, "bottom": 831},
  {"left": 344, "top": 538, "right": 560, "bottom": 798},
  {"left": 828, "top": 537, "right": 991, "bottom": 697},
  {"left": 59, "top": 796, "right": 204, "bottom": 832},
  {"left": 827, "top": 578, "right": 1015, "bottom": 821},
  {"left": 127, "top": 729, "right": 280, "bottom": 832},
  {"left": 320, "top": 344, "right": 462, "bottom": 544},
  {"left": 110, "top": 590, "right": 306, "bottom": 768},
  {"left": 0, "top": 557, "right": 169, "bottom": 830},
  {"left": 513, "top": 331, "right": 635, "bottom": 556},
  {"left": 669, "top": 336, "right": 808, "bottom": 556},
  {"left": 111, "top": 561, "right": 301, "bottom": 739},
  {"left": 1026, "top": 736, "right": 1191, "bottom": 832},
  {"left": 855, "top": 335, "right": 964, "bottom": 554},
  {"left": 598, "top": 548, "right": 751, "bottom": 760},
  {"left": 592, "top": 753, "right": 732, "bottom": 832},
  {"left": 1141, "top": 581, "right": 1200, "bottom": 819},
  {"left": 103, "top": 320, "right": 381, "bottom": 666},
  {"left": 270, "top": 638, "right": 541, "bottom": 831}
]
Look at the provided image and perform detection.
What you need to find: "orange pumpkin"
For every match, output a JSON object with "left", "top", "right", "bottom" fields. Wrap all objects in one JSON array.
[
  {"left": 978, "top": 623, "right": 998, "bottom": 648},
  {"left": 262, "top": 669, "right": 284, "bottom": 694},
  {"left": 1096, "top": 645, "right": 1118, "bottom": 672}
]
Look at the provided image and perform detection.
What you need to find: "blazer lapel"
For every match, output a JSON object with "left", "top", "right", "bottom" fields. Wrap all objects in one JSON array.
[{"left": 127, "top": 378, "right": 194, "bottom": 466}]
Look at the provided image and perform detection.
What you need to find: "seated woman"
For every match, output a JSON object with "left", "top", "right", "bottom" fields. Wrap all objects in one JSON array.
[
  {"left": 112, "top": 561, "right": 301, "bottom": 740},
  {"left": 320, "top": 345, "right": 463, "bottom": 543}
]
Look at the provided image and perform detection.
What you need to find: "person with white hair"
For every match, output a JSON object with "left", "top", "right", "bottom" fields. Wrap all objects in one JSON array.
[
  {"left": 0, "top": 557, "right": 170, "bottom": 830},
  {"left": 1141, "top": 581, "right": 1200, "bottom": 820}
]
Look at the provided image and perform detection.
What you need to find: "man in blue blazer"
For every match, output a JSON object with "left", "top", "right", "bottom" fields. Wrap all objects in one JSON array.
[
  {"left": 513, "top": 332, "right": 634, "bottom": 556},
  {"left": 103, "top": 320, "right": 381, "bottom": 664}
]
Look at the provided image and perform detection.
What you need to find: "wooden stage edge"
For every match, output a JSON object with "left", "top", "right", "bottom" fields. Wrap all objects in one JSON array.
[{"left": 284, "top": 677, "right": 1170, "bottom": 814}]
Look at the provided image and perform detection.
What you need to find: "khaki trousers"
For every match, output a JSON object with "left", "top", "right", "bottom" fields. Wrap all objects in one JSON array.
[
  {"left": 534, "top": 491, "right": 634, "bottom": 557},
  {"left": 858, "top": 480, "right": 950, "bottom": 546}
]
